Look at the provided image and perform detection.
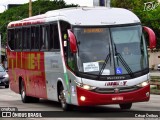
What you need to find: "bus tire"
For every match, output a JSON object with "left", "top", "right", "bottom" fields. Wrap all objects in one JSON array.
[
  {"left": 58, "top": 84, "right": 71, "bottom": 111},
  {"left": 30, "top": 97, "right": 40, "bottom": 103},
  {"left": 5, "top": 85, "right": 9, "bottom": 88},
  {"left": 119, "top": 103, "right": 132, "bottom": 110},
  {"left": 20, "top": 80, "right": 31, "bottom": 103}
]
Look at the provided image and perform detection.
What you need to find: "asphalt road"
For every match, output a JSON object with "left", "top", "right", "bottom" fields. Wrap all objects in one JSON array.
[{"left": 0, "top": 87, "right": 159, "bottom": 120}]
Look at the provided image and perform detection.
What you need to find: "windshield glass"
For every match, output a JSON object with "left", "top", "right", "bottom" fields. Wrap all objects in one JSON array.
[
  {"left": 73, "top": 25, "right": 148, "bottom": 76},
  {"left": 74, "top": 27, "right": 114, "bottom": 75},
  {"left": 111, "top": 25, "right": 148, "bottom": 75}
]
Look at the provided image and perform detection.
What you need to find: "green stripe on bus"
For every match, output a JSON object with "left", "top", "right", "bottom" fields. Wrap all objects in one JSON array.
[
  {"left": 64, "top": 73, "right": 69, "bottom": 86},
  {"left": 64, "top": 73, "right": 71, "bottom": 103}
]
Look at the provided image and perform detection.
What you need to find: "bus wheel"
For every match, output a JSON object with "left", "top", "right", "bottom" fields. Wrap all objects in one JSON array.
[
  {"left": 119, "top": 103, "right": 132, "bottom": 110},
  {"left": 30, "top": 97, "right": 40, "bottom": 103},
  {"left": 5, "top": 85, "right": 9, "bottom": 88},
  {"left": 59, "top": 85, "right": 70, "bottom": 111},
  {"left": 20, "top": 80, "right": 30, "bottom": 103}
]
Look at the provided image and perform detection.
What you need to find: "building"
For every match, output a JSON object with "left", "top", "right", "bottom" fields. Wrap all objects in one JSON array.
[{"left": 148, "top": 50, "right": 160, "bottom": 70}]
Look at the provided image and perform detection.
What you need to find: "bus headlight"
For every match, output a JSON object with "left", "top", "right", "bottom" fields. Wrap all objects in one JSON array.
[
  {"left": 75, "top": 81, "right": 96, "bottom": 90},
  {"left": 81, "top": 84, "right": 96, "bottom": 90},
  {"left": 137, "top": 81, "right": 149, "bottom": 87}
]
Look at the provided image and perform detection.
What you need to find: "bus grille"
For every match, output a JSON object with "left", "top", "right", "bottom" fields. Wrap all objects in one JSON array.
[{"left": 93, "top": 86, "right": 140, "bottom": 94}]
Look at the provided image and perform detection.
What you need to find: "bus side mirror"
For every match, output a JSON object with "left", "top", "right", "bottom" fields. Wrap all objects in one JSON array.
[
  {"left": 67, "top": 29, "right": 77, "bottom": 53},
  {"left": 143, "top": 26, "right": 156, "bottom": 49}
]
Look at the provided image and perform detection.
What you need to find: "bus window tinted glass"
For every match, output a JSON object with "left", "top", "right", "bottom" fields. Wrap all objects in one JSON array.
[
  {"left": 23, "top": 27, "right": 31, "bottom": 50},
  {"left": 53, "top": 24, "right": 60, "bottom": 50},
  {"left": 8, "top": 29, "right": 15, "bottom": 50}
]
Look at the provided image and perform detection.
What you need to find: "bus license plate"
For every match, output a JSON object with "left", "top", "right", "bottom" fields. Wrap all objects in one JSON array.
[{"left": 112, "top": 96, "right": 123, "bottom": 101}]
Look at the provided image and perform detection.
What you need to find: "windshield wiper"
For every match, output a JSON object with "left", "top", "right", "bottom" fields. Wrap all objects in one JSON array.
[
  {"left": 97, "top": 46, "right": 111, "bottom": 80},
  {"left": 114, "top": 44, "right": 134, "bottom": 77}
]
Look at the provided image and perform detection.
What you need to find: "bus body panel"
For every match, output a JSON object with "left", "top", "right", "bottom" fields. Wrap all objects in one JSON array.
[
  {"left": 66, "top": 70, "right": 80, "bottom": 105},
  {"left": 80, "top": 74, "right": 149, "bottom": 88},
  {"left": 45, "top": 7, "right": 140, "bottom": 26},
  {"left": 8, "top": 51, "right": 48, "bottom": 98},
  {"left": 74, "top": 74, "right": 150, "bottom": 106},
  {"left": 8, "top": 51, "right": 19, "bottom": 94},
  {"left": 8, "top": 7, "right": 140, "bottom": 28},
  {"left": 76, "top": 85, "right": 150, "bottom": 106},
  {"left": 44, "top": 52, "right": 64, "bottom": 101}
]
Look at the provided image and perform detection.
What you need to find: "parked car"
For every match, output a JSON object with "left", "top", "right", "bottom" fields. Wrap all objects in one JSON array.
[
  {"left": 0, "top": 64, "right": 9, "bottom": 88},
  {"left": 157, "top": 64, "right": 160, "bottom": 71}
]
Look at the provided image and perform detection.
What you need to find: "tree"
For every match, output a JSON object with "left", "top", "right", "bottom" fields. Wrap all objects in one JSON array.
[
  {"left": 111, "top": 0, "right": 160, "bottom": 48},
  {"left": 0, "top": 0, "right": 78, "bottom": 45}
]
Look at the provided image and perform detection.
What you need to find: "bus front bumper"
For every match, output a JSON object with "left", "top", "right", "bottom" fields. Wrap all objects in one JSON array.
[{"left": 76, "top": 85, "right": 150, "bottom": 106}]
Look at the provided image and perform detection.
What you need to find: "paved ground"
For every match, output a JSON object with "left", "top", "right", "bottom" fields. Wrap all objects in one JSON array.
[{"left": 0, "top": 87, "right": 159, "bottom": 120}]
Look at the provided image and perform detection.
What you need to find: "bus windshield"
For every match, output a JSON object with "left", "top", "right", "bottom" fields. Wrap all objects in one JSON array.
[{"left": 73, "top": 25, "right": 148, "bottom": 76}]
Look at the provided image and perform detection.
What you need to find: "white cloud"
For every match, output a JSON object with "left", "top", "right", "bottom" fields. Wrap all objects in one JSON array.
[
  {"left": 0, "top": 6, "right": 6, "bottom": 13},
  {"left": 0, "top": 0, "right": 37, "bottom": 13}
]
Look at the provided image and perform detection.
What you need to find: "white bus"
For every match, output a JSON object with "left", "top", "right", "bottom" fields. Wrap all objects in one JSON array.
[{"left": 7, "top": 7, "right": 156, "bottom": 111}]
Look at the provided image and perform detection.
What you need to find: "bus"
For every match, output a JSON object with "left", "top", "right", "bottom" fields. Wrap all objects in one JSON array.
[{"left": 7, "top": 7, "right": 156, "bottom": 111}]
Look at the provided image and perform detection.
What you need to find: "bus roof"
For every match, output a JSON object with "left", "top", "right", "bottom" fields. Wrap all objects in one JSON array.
[{"left": 8, "top": 7, "right": 140, "bottom": 28}]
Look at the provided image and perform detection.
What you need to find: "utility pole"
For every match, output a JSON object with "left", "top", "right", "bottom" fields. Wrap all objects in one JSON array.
[
  {"left": 105, "top": 0, "right": 110, "bottom": 7},
  {"left": 29, "top": 0, "right": 32, "bottom": 17}
]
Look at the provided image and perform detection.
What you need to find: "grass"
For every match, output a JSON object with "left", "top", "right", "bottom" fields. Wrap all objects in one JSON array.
[
  {"left": 150, "top": 87, "right": 160, "bottom": 95},
  {"left": 150, "top": 76, "right": 160, "bottom": 95}
]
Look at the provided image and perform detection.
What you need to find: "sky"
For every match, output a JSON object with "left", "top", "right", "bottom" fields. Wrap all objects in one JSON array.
[{"left": 0, "top": 0, "right": 93, "bottom": 13}]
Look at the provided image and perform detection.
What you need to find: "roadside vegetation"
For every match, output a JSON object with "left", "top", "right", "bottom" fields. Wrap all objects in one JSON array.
[
  {"left": 112, "top": 0, "right": 160, "bottom": 48},
  {"left": 0, "top": 0, "right": 77, "bottom": 45},
  {"left": 150, "top": 76, "right": 160, "bottom": 94}
]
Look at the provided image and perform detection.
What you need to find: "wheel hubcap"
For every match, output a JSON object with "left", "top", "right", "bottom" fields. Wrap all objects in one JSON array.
[
  {"left": 59, "top": 90, "right": 66, "bottom": 107},
  {"left": 22, "top": 90, "right": 25, "bottom": 99},
  {"left": 21, "top": 83, "right": 25, "bottom": 99}
]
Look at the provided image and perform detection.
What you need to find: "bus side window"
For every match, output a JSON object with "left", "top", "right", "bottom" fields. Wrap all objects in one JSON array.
[
  {"left": 45, "top": 25, "right": 49, "bottom": 50},
  {"left": 41, "top": 25, "right": 49, "bottom": 51},
  {"left": 60, "top": 21, "right": 74, "bottom": 70},
  {"left": 53, "top": 24, "right": 60, "bottom": 50},
  {"left": 60, "top": 21, "right": 70, "bottom": 54},
  {"left": 14, "top": 28, "right": 22, "bottom": 51},
  {"left": 67, "top": 43, "right": 75, "bottom": 71},
  {"left": 39, "top": 25, "right": 43, "bottom": 50},
  {"left": 16, "top": 28, "right": 22, "bottom": 50},
  {"left": 14, "top": 29, "right": 18, "bottom": 50},
  {"left": 30, "top": 26, "right": 39, "bottom": 51},
  {"left": 35, "top": 26, "right": 40, "bottom": 50},
  {"left": 8, "top": 29, "right": 15, "bottom": 50},
  {"left": 23, "top": 27, "right": 31, "bottom": 50},
  {"left": 49, "top": 24, "right": 54, "bottom": 50},
  {"left": 49, "top": 23, "right": 60, "bottom": 51},
  {"left": 23, "top": 27, "right": 27, "bottom": 50},
  {"left": 31, "top": 26, "right": 35, "bottom": 50}
]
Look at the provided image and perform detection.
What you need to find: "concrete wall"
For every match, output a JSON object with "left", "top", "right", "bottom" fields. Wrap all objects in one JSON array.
[{"left": 148, "top": 51, "right": 160, "bottom": 69}]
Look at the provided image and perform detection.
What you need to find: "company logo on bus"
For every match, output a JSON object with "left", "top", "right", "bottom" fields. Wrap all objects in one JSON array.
[
  {"left": 106, "top": 76, "right": 125, "bottom": 80},
  {"left": 114, "top": 88, "right": 120, "bottom": 93},
  {"left": 105, "top": 81, "right": 127, "bottom": 86}
]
